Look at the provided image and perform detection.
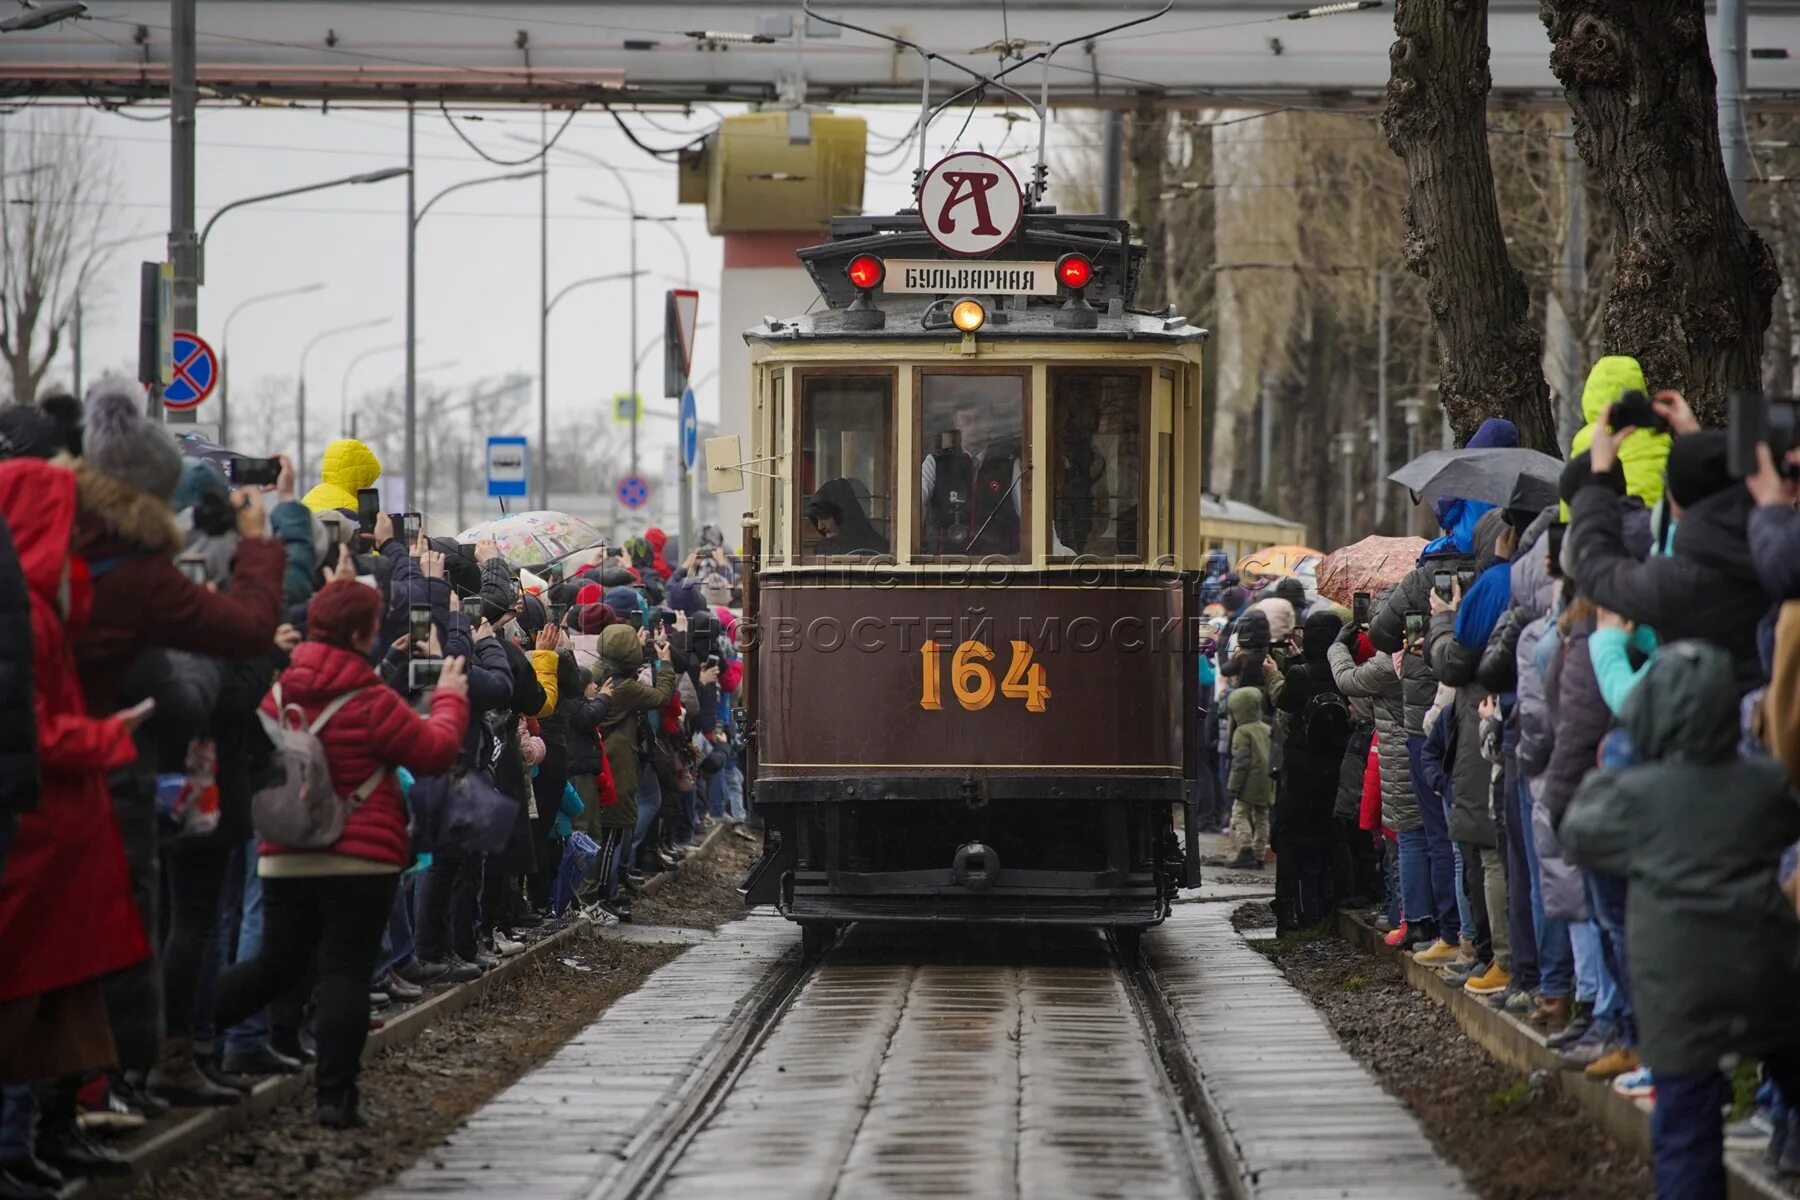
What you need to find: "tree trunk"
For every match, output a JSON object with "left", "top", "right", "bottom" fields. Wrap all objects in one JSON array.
[
  {"left": 1542, "top": 0, "right": 1779, "bottom": 425},
  {"left": 1381, "top": 0, "right": 1557, "bottom": 451},
  {"left": 1127, "top": 104, "right": 1172, "bottom": 310}
]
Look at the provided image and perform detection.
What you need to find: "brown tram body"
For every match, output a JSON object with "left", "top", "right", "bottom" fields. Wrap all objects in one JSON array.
[{"left": 724, "top": 208, "right": 1209, "bottom": 951}]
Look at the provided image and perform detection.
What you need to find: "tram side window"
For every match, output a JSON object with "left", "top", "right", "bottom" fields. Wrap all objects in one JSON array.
[
  {"left": 797, "top": 374, "right": 893, "bottom": 559},
  {"left": 918, "top": 371, "right": 1028, "bottom": 560},
  {"left": 1049, "top": 371, "right": 1144, "bottom": 559}
]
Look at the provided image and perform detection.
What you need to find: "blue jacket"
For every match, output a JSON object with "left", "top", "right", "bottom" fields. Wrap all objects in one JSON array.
[{"left": 1454, "top": 558, "right": 1512, "bottom": 649}]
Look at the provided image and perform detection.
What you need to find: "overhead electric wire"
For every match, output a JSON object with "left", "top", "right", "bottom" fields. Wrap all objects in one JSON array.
[{"left": 439, "top": 99, "right": 582, "bottom": 165}]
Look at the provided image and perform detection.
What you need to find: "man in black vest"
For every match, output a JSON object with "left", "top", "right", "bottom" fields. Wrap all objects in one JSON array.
[{"left": 920, "top": 406, "right": 1021, "bottom": 556}]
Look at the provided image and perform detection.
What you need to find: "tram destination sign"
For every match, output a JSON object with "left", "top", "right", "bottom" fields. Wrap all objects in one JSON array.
[{"left": 882, "top": 260, "right": 1060, "bottom": 297}]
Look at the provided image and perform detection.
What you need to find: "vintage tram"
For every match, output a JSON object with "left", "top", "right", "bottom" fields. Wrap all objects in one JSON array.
[{"left": 716, "top": 154, "right": 1208, "bottom": 955}]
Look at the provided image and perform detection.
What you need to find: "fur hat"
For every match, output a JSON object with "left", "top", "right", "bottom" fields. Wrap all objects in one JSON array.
[{"left": 83, "top": 375, "right": 182, "bottom": 500}]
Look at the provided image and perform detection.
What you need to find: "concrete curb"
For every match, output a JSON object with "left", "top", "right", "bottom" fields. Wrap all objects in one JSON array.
[
  {"left": 81, "top": 821, "right": 737, "bottom": 1193},
  {"left": 1333, "top": 911, "right": 1791, "bottom": 1200}
]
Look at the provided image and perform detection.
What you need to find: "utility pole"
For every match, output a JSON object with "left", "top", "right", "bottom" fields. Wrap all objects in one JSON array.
[
  {"left": 1101, "top": 110, "right": 1124, "bottom": 219},
  {"left": 1718, "top": 0, "right": 1749, "bottom": 218},
  {"left": 1399, "top": 398, "right": 1424, "bottom": 538},
  {"left": 1375, "top": 267, "right": 1389, "bottom": 528},
  {"left": 404, "top": 104, "right": 417, "bottom": 501},
  {"left": 1336, "top": 430, "right": 1357, "bottom": 548},
  {"left": 537, "top": 108, "right": 550, "bottom": 510},
  {"left": 167, "top": 0, "right": 198, "bottom": 425}
]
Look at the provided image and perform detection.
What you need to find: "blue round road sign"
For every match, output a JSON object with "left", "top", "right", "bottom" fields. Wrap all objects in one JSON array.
[
  {"left": 616, "top": 474, "right": 650, "bottom": 510},
  {"left": 163, "top": 331, "right": 218, "bottom": 410},
  {"left": 680, "top": 387, "right": 698, "bottom": 471}
]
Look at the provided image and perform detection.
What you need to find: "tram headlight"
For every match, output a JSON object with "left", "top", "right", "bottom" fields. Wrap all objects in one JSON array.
[
  {"left": 846, "top": 254, "right": 885, "bottom": 291},
  {"left": 950, "top": 298, "right": 987, "bottom": 333}
]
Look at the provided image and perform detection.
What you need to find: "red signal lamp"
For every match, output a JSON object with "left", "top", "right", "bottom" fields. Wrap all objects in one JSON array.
[
  {"left": 846, "top": 254, "right": 885, "bottom": 291},
  {"left": 1056, "top": 253, "right": 1093, "bottom": 291}
]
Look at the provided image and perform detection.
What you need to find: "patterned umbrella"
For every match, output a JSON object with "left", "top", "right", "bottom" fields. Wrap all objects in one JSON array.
[
  {"left": 1235, "top": 543, "right": 1324, "bottom": 579},
  {"left": 455, "top": 511, "right": 605, "bottom": 568},
  {"left": 1316, "top": 535, "right": 1428, "bottom": 606}
]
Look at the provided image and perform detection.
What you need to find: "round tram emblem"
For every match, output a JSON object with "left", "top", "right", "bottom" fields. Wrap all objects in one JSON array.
[{"left": 916, "top": 151, "right": 1024, "bottom": 258}]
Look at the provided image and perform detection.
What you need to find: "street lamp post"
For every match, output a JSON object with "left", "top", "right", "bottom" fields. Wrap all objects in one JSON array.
[
  {"left": 541, "top": 269, "right": 647, "bottom": 507},
  {"left": 581, "top": 195, "right": 692, "bottom": 286},
  {"left": 222, "top": 282, "right": 325, "bottom": 449},
  {"left": 197, "top": 166, "right": 409, "bottom": 285},
  {"left": 406, "top": 165, "right": 543, "bottom": 502},
  {"left": 71, "top": 228, "right": 161, "bottom": 397},
  {"left": 340, "top": 340, "right": 411, "bottom": 439},
  {"left": 297, "top": 317, "right": 392, "bottom": 485}
]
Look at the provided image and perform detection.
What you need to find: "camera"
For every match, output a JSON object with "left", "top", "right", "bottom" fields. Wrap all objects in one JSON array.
[
  {"left": 225, "top": 457, "right": 281, "bottom": 488},
  {"left": 1608, "top": 389, "right": 1669, "bottom": 435},
  {"left": 1728, "top": 391, "right": 1800, "bottom": 480}
]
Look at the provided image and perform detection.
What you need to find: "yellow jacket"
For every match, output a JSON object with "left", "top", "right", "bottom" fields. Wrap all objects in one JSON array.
[
  {"left": 1566, "top": 356, "right": 1672, "bottom": 510},
  {"left": 302, "top": 438, "right": 382, "bottom": 514},
  {"left": 527, "top": 648, "right": 560, "bottom": 718}
]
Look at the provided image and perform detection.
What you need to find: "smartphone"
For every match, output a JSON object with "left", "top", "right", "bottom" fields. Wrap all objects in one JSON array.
[
  {"left": 1404, "top": 610, "right": 1424, "bottom": 639},
  {"left": 402, "top": 512, "right": 423, "bottom": 546},
  {"left": 409, "top": 604, "right": 432, "bottom": 650},
  {"left": 225, "top": 456, "right": 281, "bottom": 488},
  {"left": 1455, "top": 567, "right": 1476, "bottom": 594},
  {"left": 356, "top": 487, "right": 380, "bottom": 533},
  {"left": 1352, "top": 591, "right": 1371, "bottom": 629},
  {"left": 626, "top": 610, "right": 644, "bottom": 630},
  {"left": 409, "top": 658, "right": 444, "bottom": 690},
  {"left": 1432, "top": 571, "right": 1453, "bottom": 603},
  {"left": 548, "top": 602, "right": 567, "bottom": 628},
  {"left": 177, "top": 553, "right": 208, "bottom": 585},
  {"left": 461, "top": 595, "right": 484, "bottom": 621}
]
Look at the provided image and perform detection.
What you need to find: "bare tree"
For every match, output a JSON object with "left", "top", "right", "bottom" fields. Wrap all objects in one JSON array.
[
  {"left": 1542, "top": 0, "right": 1780, "bottom": 423},
  {"left": 0, "top": 112, "right": 121, "bottom": 404},
  {"left": 1382, "top": 0, "right": 1556, "bottom": 450}
]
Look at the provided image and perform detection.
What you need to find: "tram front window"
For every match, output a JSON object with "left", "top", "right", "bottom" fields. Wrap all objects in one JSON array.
[
  {"left": 1050, "top": 370, "right": 1144, "bottom": 558},
  {"left": 797, "top": 373, "right": 893, "bottom": 559},
  {"left": 918, "top": 371, "right": 1027, "bottom": 560}
]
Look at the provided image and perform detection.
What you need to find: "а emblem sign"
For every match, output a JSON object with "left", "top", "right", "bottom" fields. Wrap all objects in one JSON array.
[{"left": 917, "top": 151, "right": 1024, "bottom": 258}]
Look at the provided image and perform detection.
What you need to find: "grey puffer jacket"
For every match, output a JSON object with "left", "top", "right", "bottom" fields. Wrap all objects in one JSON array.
[
  {"left": 1327, "top": 639, "right": 1415, "bottom": 832},
  {"left": 1369, "top": 565, "right": 1452, "bottom": 736},
  {"left": 1424, "top": 511, "right": 1506, "bottom": 847}
]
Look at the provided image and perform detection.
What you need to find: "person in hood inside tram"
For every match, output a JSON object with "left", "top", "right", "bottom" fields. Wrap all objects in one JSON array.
[
  {"left": 1560, "top": 641, "right": 1800, "bottom": 1198},
  {"left": 300, "top": 438, "right": 381, "bottom": 516},
  {"left": 921, "top": 405, "right": 1022, "bottom": 556},
  {"left": 804, "top": 478, "right": 888, "bottom": 557}
]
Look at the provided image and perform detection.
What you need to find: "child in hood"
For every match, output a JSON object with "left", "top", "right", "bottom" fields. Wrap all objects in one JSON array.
[{"left": 1225, "top": 686, "right": 1273, "bottom": 871}]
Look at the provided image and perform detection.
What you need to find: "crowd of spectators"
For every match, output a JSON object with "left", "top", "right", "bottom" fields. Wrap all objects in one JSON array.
[
  {"left": 1197, "top": 359, "right": 1800, "bottom": 1199},
  {"left": 0, "top": 382, "right": 750, "bottom": 1198}
]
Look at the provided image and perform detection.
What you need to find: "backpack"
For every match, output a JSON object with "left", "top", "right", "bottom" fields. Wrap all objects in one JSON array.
[
  {"left": 250, "top": 683, "right": 384, "bottom": 849},
  {"left": 1302, "top": 686, "right": 1353, "bottom": 751}
]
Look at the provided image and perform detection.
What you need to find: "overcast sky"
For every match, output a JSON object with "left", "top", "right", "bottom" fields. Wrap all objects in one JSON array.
[{"left": 53, "top": 100, "right": 1073, "bottom": 463}]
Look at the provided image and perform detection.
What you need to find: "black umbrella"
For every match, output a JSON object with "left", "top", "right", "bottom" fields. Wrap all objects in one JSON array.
[{"left": 1389, "top": 446, "right": 1564, "bottom": 509}]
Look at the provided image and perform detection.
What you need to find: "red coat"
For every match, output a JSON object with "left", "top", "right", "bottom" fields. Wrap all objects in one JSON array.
[
  {"left": 1359, "top": 734, "right": 1383, "bottom": 833},
  {"left": 0, "top": 459, "right": 148, "bottom": 1003},
  {"left": 258, "top": 640, "right": 467, "bottom": 868}
]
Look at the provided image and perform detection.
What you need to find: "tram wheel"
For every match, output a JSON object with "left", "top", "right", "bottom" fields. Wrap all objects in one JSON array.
[
  {"left": 1112, "top": 926, "right": 1144, "bottom": 968},
  {"left": 799, "top": 920, "right": 839, "bottom": 960}
]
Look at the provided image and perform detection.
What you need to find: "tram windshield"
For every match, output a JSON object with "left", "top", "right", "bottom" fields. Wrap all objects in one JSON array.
[
  {"left": 917, "top": 371, "right": 1027, "bottom": 560},
  {"left": 1049, "top": 370, "right": 1145, "bottom": 559},
  {"left": 797, "top": 373, "right": 893, "bottom": 559}
]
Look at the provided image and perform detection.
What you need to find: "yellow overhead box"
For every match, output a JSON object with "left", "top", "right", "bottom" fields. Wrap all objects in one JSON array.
[{"left": 680, "top": 110, "right": 867, "bottom": 235}]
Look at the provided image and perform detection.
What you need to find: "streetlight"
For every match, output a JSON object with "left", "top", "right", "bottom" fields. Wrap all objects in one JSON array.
[
  {"left": 297, "top": 317, "right": 392, "bottom": 484},
  {"left": 547, "top": 270, "right": 646, "bottom": 318},
  {"left": 579, "top": 195, "right": 693, "bottom": 287},
  {"left": 197, "top": 166, "right": 409, "bottom": 284},
  {"left": 0, "top": 3, "right": 86, "bottom": 32},
  {"left": 70, "top": 228, "right": 161, "bottom": 396},
  {"left": 340, "top": 339, "right": 412, "bottom": 438},
  {"left": 221, "top": 281, "right": 325, "bottom": 449},
  {"left": 406, "top": 167, "right": 543, "bottom": 502}
]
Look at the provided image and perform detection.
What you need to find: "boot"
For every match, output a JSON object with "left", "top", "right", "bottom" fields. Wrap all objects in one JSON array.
[
  {"left": 36, "top": 1119, "right": 132, "bottom": 1177},
  {"left": 316, "top": 1086, "right": 363, "bottom": 1131},
  {"left": 1529, "top": 995, "right": 1572, "bottom": 1031},
  {"left": 146, "top": 1037, "right": 244, "bottom": 1107}
]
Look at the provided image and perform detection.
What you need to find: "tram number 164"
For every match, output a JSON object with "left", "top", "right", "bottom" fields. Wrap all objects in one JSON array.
[{"left": 919, "top": 639, "right": 1051, "bottom": 714}]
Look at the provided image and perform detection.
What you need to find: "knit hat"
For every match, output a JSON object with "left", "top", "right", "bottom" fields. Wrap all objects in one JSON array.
[
  {"left": 1663, "top": 430, "right": 1734, "bottom": 509},
  {"left": 604, "top": 585, "right": 644, "bottom": 619},
  {"left": 35, "top": 392, "right": 83, "bottom": 456},
  {"left": 307, "top": 577, "right": 381, "bottom": 648},
  {"left": 83, "top": 374, "right": 182, "bottom": 500},
  {"left": 578, "top": 602, "right": 617, "bottom": 635},
  {"left": 576, "top": 582, "right": 604, "bottom": 606},
  {"left": 0, "top": 404, "right": 63, "bottom": 460}
]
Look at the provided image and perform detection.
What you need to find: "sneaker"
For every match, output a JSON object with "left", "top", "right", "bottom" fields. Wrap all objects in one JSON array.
[
  {"left": 1584, "top": 1045, "right": 1641, "bottom": 1081},
  {"left": 1441, "top": 959, "right": 1489, "bottom": 989},
  {"left": 581, "top": 903, "right": 620, "bottom": 927},
  {"left": 1465, "top": 962, "right": 1512, "bottom": 996},
  {"left": 1556, "top": 1026, "right": 1615, "bottom": 1069},
  {"left": 1529, "top": 995, "right": 1572, "bottom": 1031},
  {"left": 493, "top": 932, "right": 527, "bottom": 958},
  {"left": 414, "top": 957, "right": 482, "bottom": 984},
  {"left": 111, "top": 1073, "right": 169, "bottom": 1119},
  {"left": 382, "top": 969, "right": 425, "bottom": 1002},
  {"left": 1502, "top": 987, "right": 1536, "bottom": 1015},
  {"left": 1612, "top": 1066, "right": 1655, "bottom": 1099},
  {"left": 1546, "top": 1012, "right": 1595, "bottom": 1050},
  {"left": 1382, "top": 922, "right": 1411, "bottom": 948},
  {"left": 1413, "top": 939, "right": 1458, "bottom": 967}
]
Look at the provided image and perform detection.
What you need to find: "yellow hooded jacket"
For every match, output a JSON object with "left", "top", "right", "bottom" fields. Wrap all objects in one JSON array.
[
  {"left": 1566, "top": 356, "right": 1672, "bottom": 511},
  {"left": 301, "top": 438, "right": 382, "bottom": 514}
]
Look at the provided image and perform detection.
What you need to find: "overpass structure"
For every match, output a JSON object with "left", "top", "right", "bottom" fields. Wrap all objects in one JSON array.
[{"left": 5, "top": 1, "right": 1800, "bottom": 106}]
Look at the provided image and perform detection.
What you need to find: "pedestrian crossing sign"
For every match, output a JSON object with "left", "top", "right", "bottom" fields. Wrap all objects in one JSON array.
[{"left": 613, "top": 393, "right": 642, "bottom": 424}]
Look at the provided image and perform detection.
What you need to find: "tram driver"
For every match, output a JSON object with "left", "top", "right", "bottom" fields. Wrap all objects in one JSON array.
[{"left": 920, "top": 404, "right": 1023, "bottom": 556}]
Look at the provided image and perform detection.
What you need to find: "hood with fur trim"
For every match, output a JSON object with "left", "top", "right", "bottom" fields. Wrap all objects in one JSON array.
[{"left": 68, "top": 455, "right": 184, "bottom": 558}]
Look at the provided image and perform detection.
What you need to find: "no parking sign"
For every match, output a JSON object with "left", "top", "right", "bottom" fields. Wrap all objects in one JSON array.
[{"left": 162, "top": 331, "right": 218, "bottom": 411}]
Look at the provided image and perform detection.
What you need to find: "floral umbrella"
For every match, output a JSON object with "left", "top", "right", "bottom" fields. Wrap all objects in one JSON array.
[
  {"left": 1316, "top": 535, "right": 1427, "bottom": 606},
  {"left": 1235, "top": 543, "right": 1324, "bottom": 579},
  {"left": 455, "top": 511, "right": 605, "bottom": 568}
]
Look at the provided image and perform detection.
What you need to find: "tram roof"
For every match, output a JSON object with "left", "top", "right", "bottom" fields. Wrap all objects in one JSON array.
[{"left": 744, "top": 211, "right": 1209, "bottom": 347}]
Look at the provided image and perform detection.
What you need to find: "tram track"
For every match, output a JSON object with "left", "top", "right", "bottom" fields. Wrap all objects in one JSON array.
[{"left": 603, "top": 925, "right": 1236, "bottom": 1200}]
